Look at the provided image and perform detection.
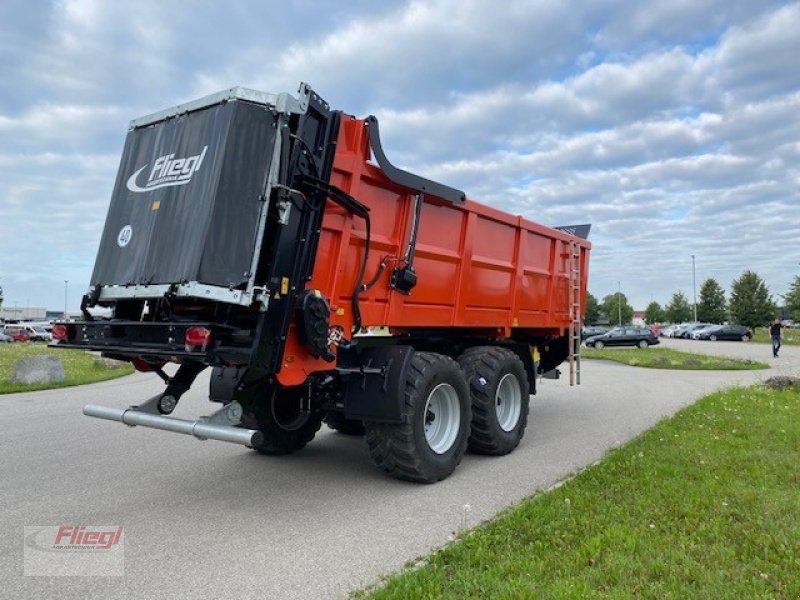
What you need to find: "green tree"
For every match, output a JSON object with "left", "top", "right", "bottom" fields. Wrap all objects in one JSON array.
[
  {"left": 601, "top": 292, "right": 633, "bottom": 325},
  {"left": 584, "top": 292, "right": 601, "bottom": 325},
  {"left": 665, "top": 291, "right": 693, "bottom": 323},
  {"left": 729, "top": 270, "right": 775, "bottom": 330},
  {"left": 644, "top": 301, "right": 665, "bottom": 325},
  {"left": 784, "top": 275, "right": 800, "bottom": 322},
  {"left": 697, "top": 278, "right": 726, "bottom": 323}
]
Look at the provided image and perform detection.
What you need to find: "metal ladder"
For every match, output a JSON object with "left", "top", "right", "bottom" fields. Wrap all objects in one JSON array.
[{"left": 568, "top": 240, "right": 582, "bottom": 386}]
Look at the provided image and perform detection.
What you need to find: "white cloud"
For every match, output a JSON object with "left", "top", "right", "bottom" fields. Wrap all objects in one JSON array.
[{"left": 1, "top": 0, "right": 799, "bottom": 312}]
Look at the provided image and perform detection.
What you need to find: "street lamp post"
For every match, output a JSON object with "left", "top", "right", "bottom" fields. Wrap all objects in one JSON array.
[
  {"left": 617, "top": 281, "right": 622, "bottom": 325},
  {"left": 64, "top": 280, "right": 69, "bottom": 319},
  {"left": 691, "top": 255, "right": 697, "bottom": 322}
]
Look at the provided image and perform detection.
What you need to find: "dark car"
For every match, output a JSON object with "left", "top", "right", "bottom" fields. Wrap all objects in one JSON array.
[
  {"left": 584, "top": 326, "right": 660, "bottom": 349},
  {"left": 581, "top": 326, "right": 608, "bottom": 340},
  {"left": 695, "top": 325, "right": 751, "bottom": 341}
]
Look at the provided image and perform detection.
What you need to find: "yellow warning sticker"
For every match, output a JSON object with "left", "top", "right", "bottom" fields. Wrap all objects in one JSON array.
[
  {"left": 281, "top": 277, "right": 289, "bottom": 295},
  {"left": 531, "top": 346, "right": 540, "bottom": 363}
]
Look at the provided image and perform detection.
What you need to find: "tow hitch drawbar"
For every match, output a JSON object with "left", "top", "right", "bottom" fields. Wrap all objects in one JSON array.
[{"left": 83, "top": 397, "right": 262, "bottom": 447}]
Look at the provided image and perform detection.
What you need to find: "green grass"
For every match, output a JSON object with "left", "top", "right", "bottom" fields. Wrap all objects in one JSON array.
[
  {"left": 753, "top": 327, "right": 800, "bottom": 346},
  {"left": 582, "top": 346, "right": 768, "bottom": 370},
  {"left": 0, "top": 342, "right": 134, "bottom": 394},
  {"left": 361, "top": 383, "right": 800, "bottom": 599}
]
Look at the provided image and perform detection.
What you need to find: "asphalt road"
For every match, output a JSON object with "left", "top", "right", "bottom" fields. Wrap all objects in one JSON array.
[{"left": 1, "top": 340, "right": 796, "bottom": 599}]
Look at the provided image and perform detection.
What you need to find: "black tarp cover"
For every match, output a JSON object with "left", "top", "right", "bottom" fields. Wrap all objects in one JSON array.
[{"left": 91, "top": 100, "right": 277, "bottom": 289}]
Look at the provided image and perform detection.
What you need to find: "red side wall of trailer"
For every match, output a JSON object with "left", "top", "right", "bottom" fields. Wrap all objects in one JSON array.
[{"left": 277, "top": 115, "right": 590, "bottom": 385}]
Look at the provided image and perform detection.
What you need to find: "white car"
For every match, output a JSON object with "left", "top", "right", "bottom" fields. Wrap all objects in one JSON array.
[
  {"left": 660, "top": 325, "right": 678, "bottom": 338},
  {"left": 690, "top": 325, "right": 719, "bottom": 340}
]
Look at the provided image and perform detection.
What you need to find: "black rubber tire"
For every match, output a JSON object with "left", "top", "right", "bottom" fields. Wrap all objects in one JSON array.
[
  {"left": 458, "top": 346, "right": 530, "bottom": 455},
  {"left": 243, "top": 386, "right": 323, "bottom": 455},
  {"left": 742, "top": 334, "right": 750, "bottom": 342},
  {"left": 364, "top": 352, "right": 470, "bottom": 483},
  {"left": 594, "top": 340, "right": 604, "bottom": 349},
  {"left": 324, "top": 412, "right": 366, "bottom": 436},
  {"left": 710, "top": 335, "right": 717, "bottom": 341},
  {"left": 638, "top": 340, "right": 648, "bottom": 349}
]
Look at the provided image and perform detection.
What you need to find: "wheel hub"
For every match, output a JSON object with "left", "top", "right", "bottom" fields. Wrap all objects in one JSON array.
[
  {"left": 423, "top": 383, "right": 460, "bottom": 454},
  {"left": 495, "top": 373, "right": 522, "bottom": 432}
]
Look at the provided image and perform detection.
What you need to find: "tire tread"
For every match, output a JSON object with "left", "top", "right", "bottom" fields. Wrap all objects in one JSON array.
[
  {"left": 365, "top": 352, "right": 469, "bottom": 483},
  {"left": 458, "top": 346, "right": 529, "bottom": 455}
]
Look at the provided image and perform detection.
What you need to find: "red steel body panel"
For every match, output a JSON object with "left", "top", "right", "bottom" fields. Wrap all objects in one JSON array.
[{"left": 277, "top": 115, "right": 590, "bottom": 385}]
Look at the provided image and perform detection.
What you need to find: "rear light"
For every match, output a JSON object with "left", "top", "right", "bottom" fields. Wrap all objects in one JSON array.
[
  {"left": 52, "top": 324, "right": 69, "bottom": 341},
  {"left": 185, "top": 327, "right": 212, "bottom": 351}
]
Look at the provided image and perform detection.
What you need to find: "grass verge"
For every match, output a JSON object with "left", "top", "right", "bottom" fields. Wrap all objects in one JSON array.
[
  {"left": 753, "top": 327, "right": 800, "bottom": 346},
  {"left": 0, "top": 342, "right": 133, "bottom": 394},
  {"left": 361, "top": 382, "right": 800, "bottom": 599},
  {"left": 582, "top": 347, "right": 768, "bottom": 370}
]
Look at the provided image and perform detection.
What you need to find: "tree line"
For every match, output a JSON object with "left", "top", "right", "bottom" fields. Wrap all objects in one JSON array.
[{"left": 585, "top": 271, "right": 800, "bottom": 331}]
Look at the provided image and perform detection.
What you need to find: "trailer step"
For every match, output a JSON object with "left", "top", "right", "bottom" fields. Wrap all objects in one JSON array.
[{"left": 83, "top": 399, "right": 262, "bottom": 447}]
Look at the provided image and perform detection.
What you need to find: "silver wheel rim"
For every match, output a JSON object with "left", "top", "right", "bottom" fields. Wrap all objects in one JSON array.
[
  {"left": 596, "top": 341, "right": 603, "bottom": 349},
  {"left": 423, "top": 383, "right": 460, "bottom": 454},
  {"left": 495, "top": 373, "right": 522, "bottom": 432}
]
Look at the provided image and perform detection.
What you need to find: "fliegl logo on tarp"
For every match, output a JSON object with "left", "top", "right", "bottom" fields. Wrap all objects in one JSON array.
[{"left": 126, "top": 146, "right": 208, "bottom": 193}]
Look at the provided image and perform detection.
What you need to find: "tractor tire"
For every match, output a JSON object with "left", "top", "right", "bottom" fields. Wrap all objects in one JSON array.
[
  {"left": 324, "top": 412, "right": 366, "bottom": 436},
  {"left": 458, "top": 346, "right": 530, "bottom": 455},
  {"left": 364, "top": 352, "right": 470, "bottom": 483},
  {"left": 243, "top": 386, "right": 323, "bottom": 455}
]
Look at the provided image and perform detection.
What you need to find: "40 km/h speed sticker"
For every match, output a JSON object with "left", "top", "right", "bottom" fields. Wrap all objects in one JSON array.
[{"left": 117, "top": 225, "right": 133, "bottom": 247}]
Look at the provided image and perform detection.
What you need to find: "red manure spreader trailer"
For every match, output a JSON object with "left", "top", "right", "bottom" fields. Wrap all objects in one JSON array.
[{"left": 54, "top": 84, "right": 590, "bottom": 482}]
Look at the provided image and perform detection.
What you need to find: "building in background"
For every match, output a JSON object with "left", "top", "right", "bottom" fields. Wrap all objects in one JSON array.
[{"left": 0, "top": 306, "right": 48, "bottom": 321}]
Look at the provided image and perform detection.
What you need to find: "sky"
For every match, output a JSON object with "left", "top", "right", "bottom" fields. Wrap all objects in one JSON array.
[{"left": 1, "top": 0, "right": 799, "bottom": 314}]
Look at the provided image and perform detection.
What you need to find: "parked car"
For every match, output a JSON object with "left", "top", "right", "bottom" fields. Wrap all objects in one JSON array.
[
  {"left": 689, "top": 324, "right": 720, "bottom": 340},
  {"left": 29, "top": 325, "right": 52, "bottom": 342},
  {"left": 3, "top": 325, "right": 32, "bottom": 342},
  {"left": 665, "top": 323, "right": 695, "bottom": 338},
  {"left": 695, "top": 325, "right": 752, "bottom": 341},
  {"left": 660, "top": 325, "right": 678, "bottom": 338},
  {"left": 3, "top": 323, "right": 51, "bottom": 342},
  {"left": 0, "top": 331, "right": 12, "bottom": 343},
  {"left": 581, "top": 326, "right": 608, "bottom": 340},
  {"left": 679, "top": 323, "right": 714, "bottom": 339},
  {"left": 584, "top": 326, "right": 660, "bottom": 349}
]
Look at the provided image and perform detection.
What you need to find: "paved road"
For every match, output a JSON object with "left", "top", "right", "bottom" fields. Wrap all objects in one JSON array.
[
  {"left": 1, "top": 343, "right": 795, "bottom": 599},
  {"left": 660, "top": 336, "right": 798, "bottom": 373}
]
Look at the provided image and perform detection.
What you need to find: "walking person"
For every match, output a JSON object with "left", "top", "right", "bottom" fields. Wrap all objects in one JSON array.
[{"left": 769, "top": 317, "right": 782, "bottom": 357}]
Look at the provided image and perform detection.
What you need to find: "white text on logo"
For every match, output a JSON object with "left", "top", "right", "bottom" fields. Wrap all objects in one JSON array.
[{"left": 126, "top": 146, "right": 208, "bottom": 193}]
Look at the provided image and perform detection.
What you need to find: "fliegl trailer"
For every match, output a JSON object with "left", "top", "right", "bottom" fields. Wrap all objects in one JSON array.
[{"left": 53, "top": 84, "right": 590, "bottom": 483}]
